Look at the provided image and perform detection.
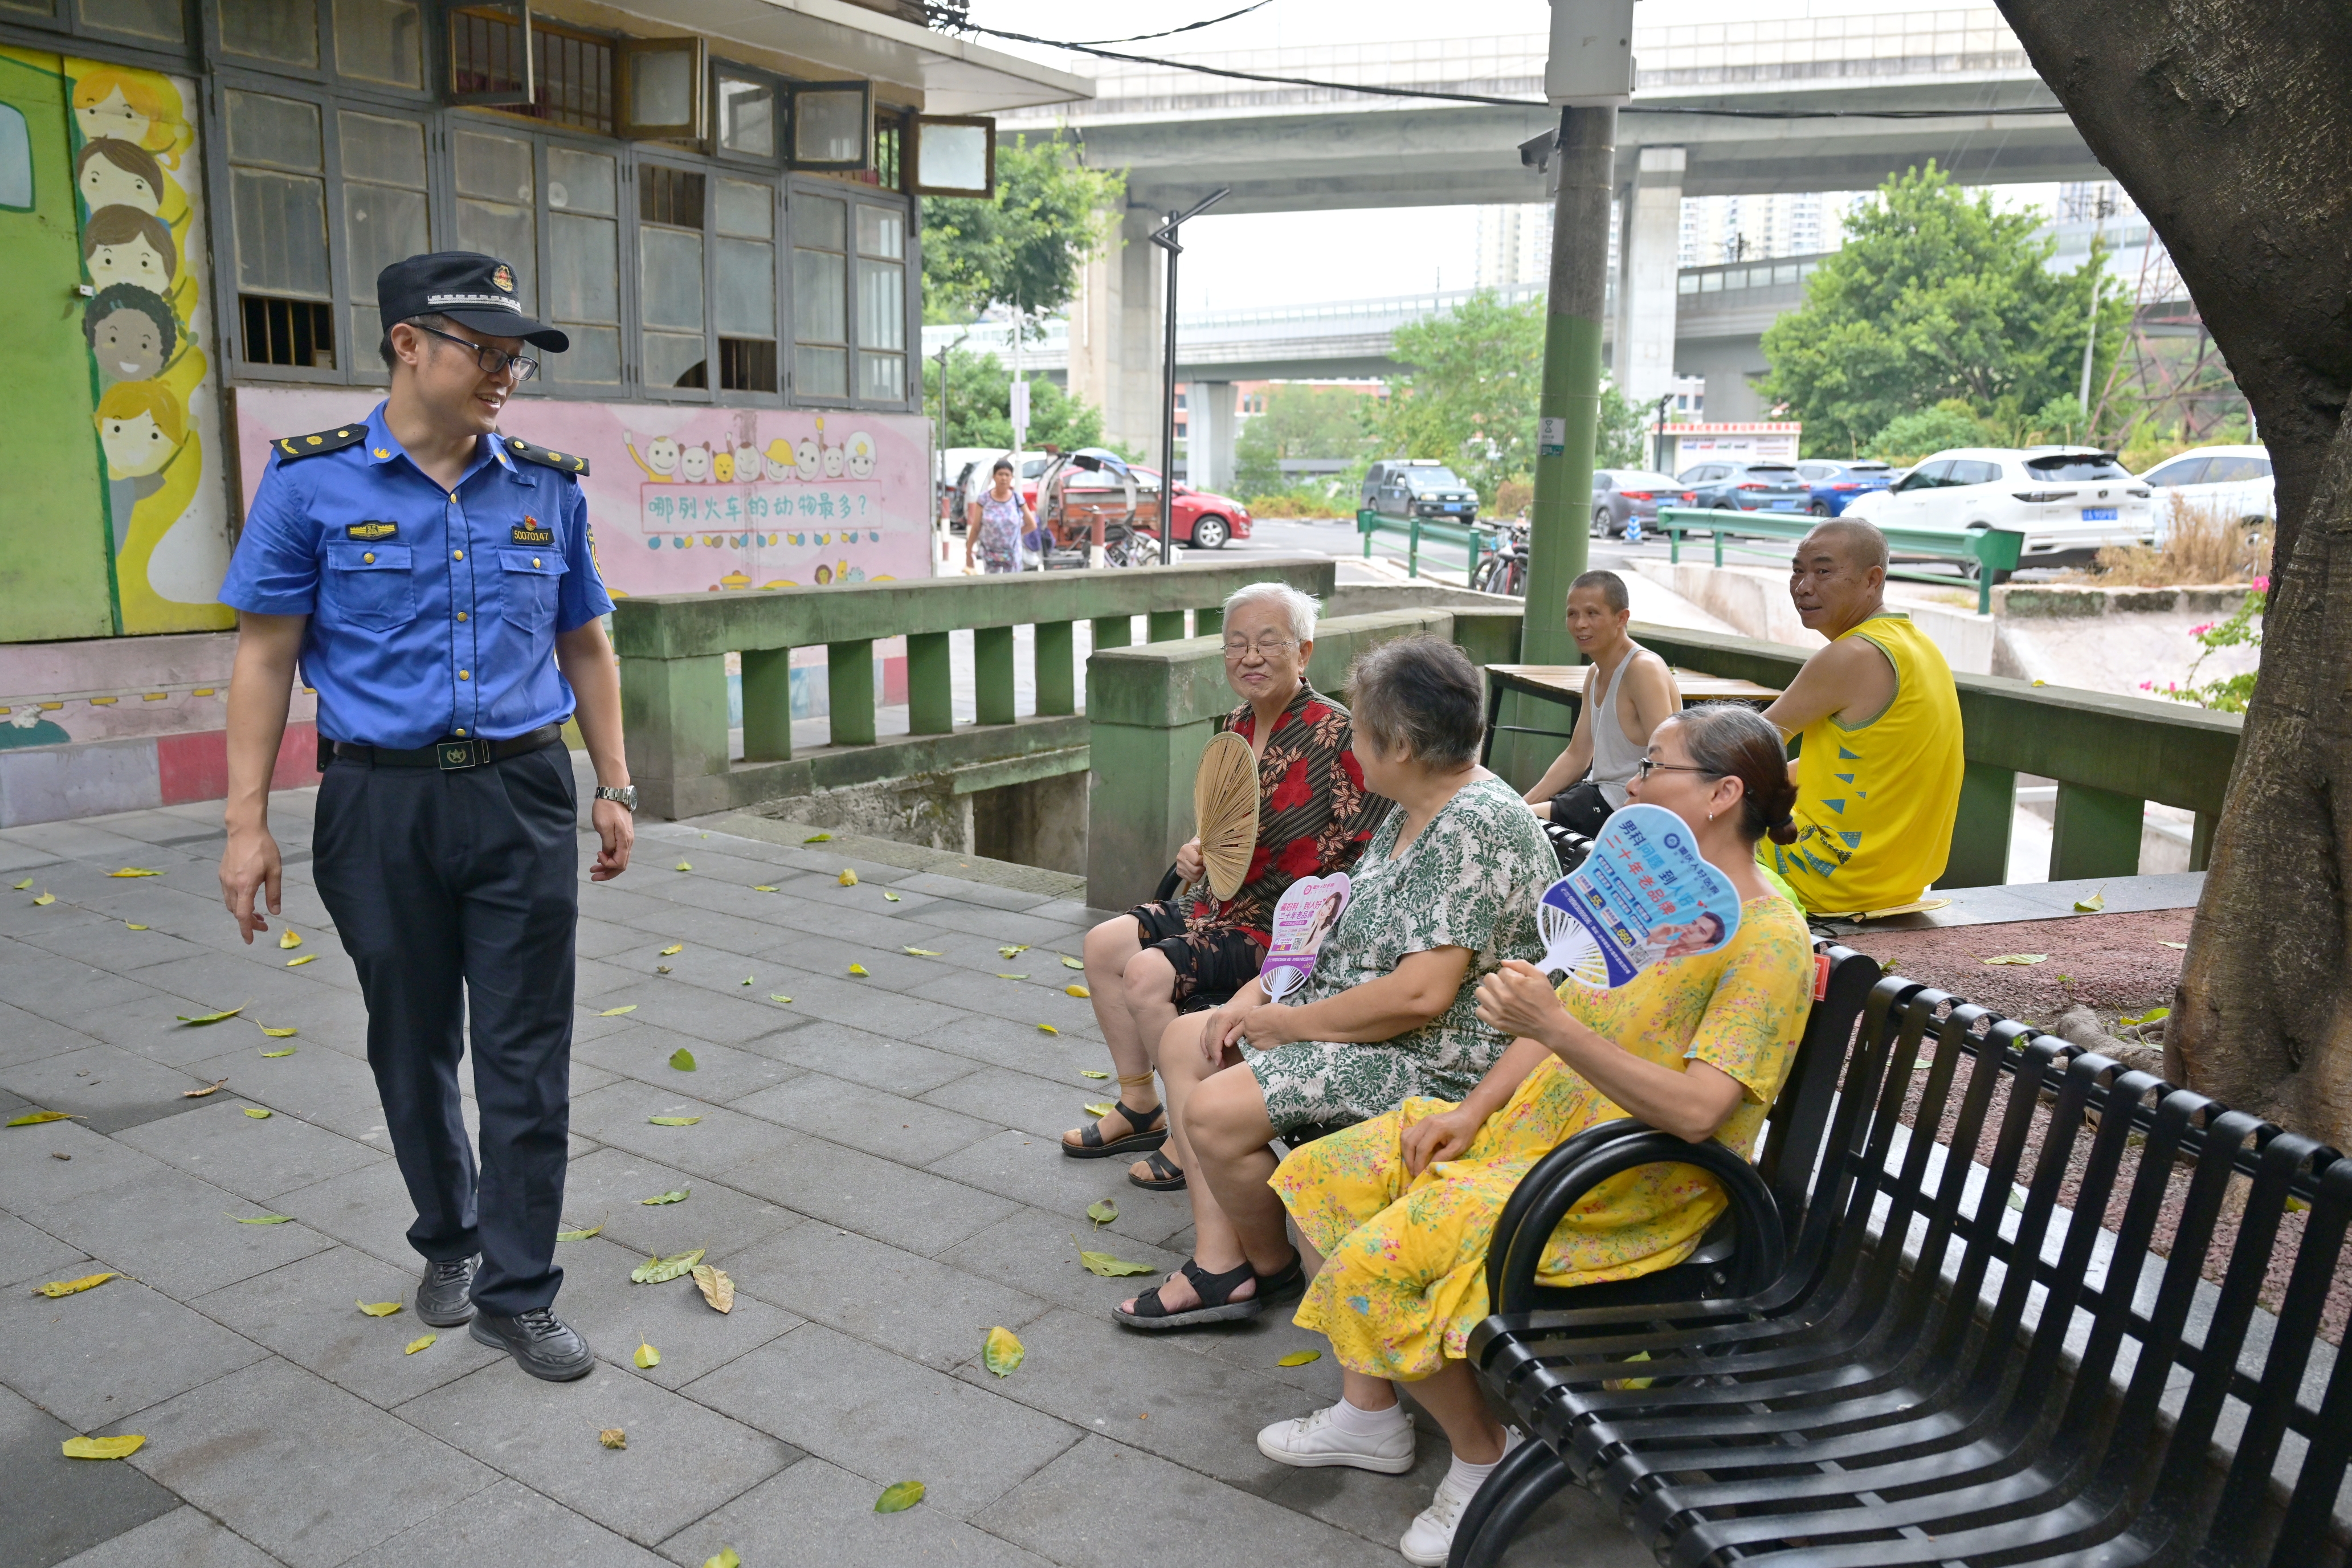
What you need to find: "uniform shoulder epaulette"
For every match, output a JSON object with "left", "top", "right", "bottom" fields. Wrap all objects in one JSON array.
[
  {"left": 271, "top": 426, "right": 367, "bottom": 462},
  {"left": 502, "top": 436, "right": 589, "bottom": 477}
]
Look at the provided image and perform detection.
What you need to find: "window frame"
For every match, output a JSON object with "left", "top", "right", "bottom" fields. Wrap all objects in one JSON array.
[
  {"left": 907, "top": 113, "right": 993, "bottom": 196},
  {"left": 708, "top": 56, "right": 784, "bottom": 169},
  {"left": 205, "top": 70, "right": 358, "bottom": 386},
  {"left": 786, "top": 77, "right": 868, "bottom": 172},
  {"left": 615, "top": 32, "right": 701, "bottom": 141}
]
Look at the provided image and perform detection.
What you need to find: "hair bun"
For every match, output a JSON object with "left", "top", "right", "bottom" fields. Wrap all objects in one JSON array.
[{"left": 1767, "top": 817, "right": 1801, "bottom": 846}]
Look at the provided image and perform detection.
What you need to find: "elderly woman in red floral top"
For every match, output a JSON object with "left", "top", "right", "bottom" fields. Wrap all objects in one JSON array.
[{"left": 1061, "top": 582, "right": 1389, "bottom": 1191}]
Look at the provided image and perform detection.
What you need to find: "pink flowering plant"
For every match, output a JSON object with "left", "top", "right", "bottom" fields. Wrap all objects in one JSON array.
[{"left": 2141, "top": 575, "right": 2265, "bottom": 713}]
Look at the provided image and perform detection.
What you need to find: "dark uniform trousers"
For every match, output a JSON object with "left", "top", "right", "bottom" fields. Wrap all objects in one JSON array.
[{"left": 312, "top": 740, "right": 578, "bottom": 1316}]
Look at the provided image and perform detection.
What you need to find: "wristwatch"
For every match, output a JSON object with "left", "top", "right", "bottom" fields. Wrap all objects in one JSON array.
[{"left": 594, "top": 784, "right": 638, "bottom": 812}]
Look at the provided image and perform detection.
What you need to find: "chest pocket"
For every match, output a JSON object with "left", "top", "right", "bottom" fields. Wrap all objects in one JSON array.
[
  {"left": 322, "top": 542, "right": 416, "bottom": 631},
  {"left": 500, "top": 548, "right": 565, "bottom": 635}
]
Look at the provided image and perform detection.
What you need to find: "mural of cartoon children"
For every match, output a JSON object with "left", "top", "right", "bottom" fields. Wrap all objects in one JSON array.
[
  {"left": 844, "top": 429, "right": 876, "bottom": 479},
  {"left": 82, "top": 206, "right": 177, "bottom": 301},
  {"left": 75, "top": 138, "right": 167, "bottom": 218},
  {"left": 793, "top": 435, "right": 820, "bottom": 482},
  {"left": 817, "top": 415, "right": 845, "bottom": 477},
  {"left": 762, "top": 438, "right": 794, "bottom": 482},
  {"left": 733, "top": 442, "right": 762, "bottom": 484},
  {"left": 678, "top": 442, "right": 713, "bottom": 482},
  {"left": 93, "top": 379, "right": 187, "bottom": 554},
  {"left": 713, "top": 450, "right": 736, "bottom": 482},
  {"left": 624, "top": 430, "right": 680, "bottom": 481},
  {"left": 71, "top": 67, "right": 187, "bottom": 169},
  {"left": 83, "top": 284, "right": 178, "bottom": 383}
]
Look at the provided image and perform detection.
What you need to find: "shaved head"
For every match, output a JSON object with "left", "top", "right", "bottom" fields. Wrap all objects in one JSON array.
[{"left": 1802, "top": 518, "right": 1890, "bottom": 573}]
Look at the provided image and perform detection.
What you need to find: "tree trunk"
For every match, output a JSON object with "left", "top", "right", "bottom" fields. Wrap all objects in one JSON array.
[{"left": 1994, "top": 0, "right": 2352, "bottom": 1146}]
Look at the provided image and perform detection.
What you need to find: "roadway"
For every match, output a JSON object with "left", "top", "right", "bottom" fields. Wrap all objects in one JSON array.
[{"left": 1187, "top": 515, "right": 1681, "bottom": 589}]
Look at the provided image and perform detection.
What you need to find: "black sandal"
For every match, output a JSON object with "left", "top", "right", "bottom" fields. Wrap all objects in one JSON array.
[
  {"left": 1128, "top": 1149, "right": 1187, "bottom": 1192},
  {"left": 1061, "top": 1099, "right": 1168, "bottom": 1160},
  {"left": 1112, "top": 1257, "right": 1263, "bottom": 1330}
]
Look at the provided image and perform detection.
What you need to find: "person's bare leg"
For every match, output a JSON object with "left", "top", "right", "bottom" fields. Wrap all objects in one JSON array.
[
  {"left": 1063, "top": 920, "right": 1173, "bottom": 1152},
  {"left": 1119, "top": 1015, "right": 1255, "bottom": 1313},
  {"left": 1188, "top": 1067, "right": 1294, "bottom": 1278},
  {"left": 1399, "top": 1360, "right": 1505, "bottom": 1463}
]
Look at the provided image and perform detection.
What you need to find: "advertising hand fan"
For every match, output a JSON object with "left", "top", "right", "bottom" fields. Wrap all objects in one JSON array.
[
  {"left": 1193, "top": 730, "right": 1259, "bottom": 902},
  {"left": 1259, "top": 873, "right": 1350, "bottom": 1002},
  {"left": 1537, "top": 804, "right": 1742, "bottom": 989}
]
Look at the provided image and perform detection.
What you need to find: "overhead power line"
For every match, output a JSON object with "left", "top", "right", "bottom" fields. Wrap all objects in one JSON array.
[
  {"left": 1064, "top": 1, "right": 1275, "bottom": 47},
  {"left": 932, "top": 10, "right": 2072, "bottom": 120}
]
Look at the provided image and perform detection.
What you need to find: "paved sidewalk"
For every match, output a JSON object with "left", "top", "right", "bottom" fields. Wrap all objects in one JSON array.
[{"left": 0, "top": 796, "right": 1639, "bottom": 1567}]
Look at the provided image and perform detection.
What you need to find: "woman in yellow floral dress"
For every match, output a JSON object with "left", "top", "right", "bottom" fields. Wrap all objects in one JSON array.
[{"left": 1255, "top": 704, "right": 1815, "bottom": 1568}]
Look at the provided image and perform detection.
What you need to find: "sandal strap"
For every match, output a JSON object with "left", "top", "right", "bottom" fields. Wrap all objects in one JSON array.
[
  {"left": 1178, "top": 1257, "right": 1257, "bottom": 1308},
  {"left": 1073, "top": 1099, "right": 1163, "bottom": 1149},
  {"left": 1139, "top": 1149, "right": 1182, "bottom": 1181}
]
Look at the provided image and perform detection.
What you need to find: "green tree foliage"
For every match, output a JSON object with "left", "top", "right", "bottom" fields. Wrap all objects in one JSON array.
[
  {"left": 920, "top": 133, "right": 1124, "bottom": 326},
  {"left": 922, "top": 348, "right": 1108, "bottom": 453},
  {"left": 1596, "top": 383, "right": 1650, "bottom": 471},
  {"left": 1759, "top": 163, "right": 2135, "bottom": 457},
  {"left": 1864, "top": 401, "right": 1993, "bottom": 463},
  {"left": 1374, "top": 290, "right": 1543, "bottom": 501},
  {"left": 1232, "top": 385, "right": 1378, "bottom": 500}
]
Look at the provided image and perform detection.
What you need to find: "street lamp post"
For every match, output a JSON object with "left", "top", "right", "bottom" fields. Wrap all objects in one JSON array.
[{"left": 1150, "top": 188, "right": 1230, "bottom": 566}]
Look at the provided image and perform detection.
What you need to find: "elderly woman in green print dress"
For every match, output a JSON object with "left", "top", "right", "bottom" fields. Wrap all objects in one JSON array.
[{"left": 1111, "top": 636, "right": 1557, "bottom": 1330}]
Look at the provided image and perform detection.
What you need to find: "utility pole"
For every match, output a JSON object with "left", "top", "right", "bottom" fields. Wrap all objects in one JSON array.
[
  {"left": 2076, "top": 186, "right": 2117, "bottom": 426},
  {"left": 1149, "top": 188, "right": 1230, "bottom": 566}
]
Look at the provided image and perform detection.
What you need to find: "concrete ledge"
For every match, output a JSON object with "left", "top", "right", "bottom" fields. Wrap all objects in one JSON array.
[
  {"left": 637, "top": 713, "right": 1089, "bottom": 819},
  {"left": 946, "top": 745, "right": 1089, "bottom": 795},
  {"left": 1993, "top": 583, "right": 2256, "bottom": 618}
]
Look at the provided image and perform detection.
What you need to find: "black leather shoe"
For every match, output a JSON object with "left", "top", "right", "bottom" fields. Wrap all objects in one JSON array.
[
  {"left": 416, "top": 1256, "right": 479, "bottom": 1327},
  {"left": 469, "top": 1307, "right": 594, "bottom": 1382}
]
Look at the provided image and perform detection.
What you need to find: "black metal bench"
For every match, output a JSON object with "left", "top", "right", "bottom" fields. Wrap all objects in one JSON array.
[{"left": 1452, "top": 960, "right": 2352, "bottom": 1567}]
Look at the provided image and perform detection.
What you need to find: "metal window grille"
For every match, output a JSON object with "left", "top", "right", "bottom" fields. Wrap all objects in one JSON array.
[
  {"left": 240, "top": 295, "right": 337, "bottom": 368},
  {"left": 450, "top": 7, "right": 614, "bottom": 133}
]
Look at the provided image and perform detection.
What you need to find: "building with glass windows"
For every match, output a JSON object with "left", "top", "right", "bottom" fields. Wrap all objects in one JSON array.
[{"left": 0, "top": 0, "right": 1084, "bottom": 823}]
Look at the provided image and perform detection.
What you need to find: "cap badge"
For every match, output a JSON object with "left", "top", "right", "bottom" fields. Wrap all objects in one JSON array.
[{"left": 492, "top": 264, "right": 514, "bottom": 293}]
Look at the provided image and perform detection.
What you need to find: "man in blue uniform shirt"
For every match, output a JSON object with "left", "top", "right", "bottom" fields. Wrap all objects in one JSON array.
[{"left": 215, "top": 251, "right": 635, "bottom": 1381}]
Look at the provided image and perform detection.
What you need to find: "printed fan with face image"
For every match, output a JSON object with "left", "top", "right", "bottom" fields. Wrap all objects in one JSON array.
[
  {"left": 1193, "top": 730, "right": 1259, "bottom": 902},
  {"left": 1538, "top": 804, "right": 1742, "bottom": 989}
]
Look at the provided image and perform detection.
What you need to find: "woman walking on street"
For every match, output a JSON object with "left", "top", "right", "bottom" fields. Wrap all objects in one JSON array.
[{"left": 965, "top": 456, "right": 1033, "bottom": 573}]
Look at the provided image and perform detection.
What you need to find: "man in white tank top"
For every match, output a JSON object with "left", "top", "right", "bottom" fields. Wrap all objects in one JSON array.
[{"left": 1522, "top": 570, "right": 1681, "bottom": 837}]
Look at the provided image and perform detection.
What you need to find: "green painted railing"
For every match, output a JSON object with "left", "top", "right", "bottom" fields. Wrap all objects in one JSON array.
[
  {"left": 1356, "top": 507, "right": 1495, "bottom": 582},
  {"left": 615, "top": 559, "right": 1335, "bottom": 819},
  {"left": 1652, "top": 507, "right": 2024, "bottom": 614}
]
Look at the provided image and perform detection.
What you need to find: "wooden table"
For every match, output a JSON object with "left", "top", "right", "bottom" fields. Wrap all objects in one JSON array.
[{"left": 1480, "top": 663, "right": 1784, "bottom": 765}]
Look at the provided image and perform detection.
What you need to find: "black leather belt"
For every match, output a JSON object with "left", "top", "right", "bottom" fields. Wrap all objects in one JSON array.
[{"left": 330, "top": 723, "right": 565, "bottom": 771}]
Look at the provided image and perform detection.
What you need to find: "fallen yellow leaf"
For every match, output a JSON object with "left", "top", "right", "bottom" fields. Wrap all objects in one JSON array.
[
  {"left": 555, "top": 1219, "right": 606, "bottom": 1242},
  {"left": 1087, "top": 1199, "right": 1117, "bottom": 1227},
  {"left": 640, "top": 1187, "right": 690, "bottom": 1205},
  {"left": 1066, "top": 984, "right": 1091, "bottom": 998},
  {"left": 62, "top": 1435, "right": 144, "bottom": 1460},
  {"left": 692, "top": 1262, "right": 736, "bottom": 1313},
  {"left": 1061, "top": 956, "right": 1085, "bottom": 970},
  {"left": 1277, "top": 1349, "right": 1321, "bottom": 1367},
  {"left": 753, "top": 885, "right": 779, "bottom": 892},
  {"left": 175, "top": 1006, "right": 245, "bottom": 1025},
  {"left": 2074, "top": 887, "right": 2107, "bottom": 913},
  {"left": 243, "top": 1108, "right": 273, "bottom": 1118},
  {"left": 1080, "top": 1070, "right": 1109, "bottom": 1079},
  {"left": 769, "top": 994, "right": 793, "bottom": 1004},
  {"left": 740, "top": 976, "right": 752, "bottom": 986},
  {"left": 634, "top": 1339, "right": 660, "bottom": 1368},
  {"left": 126, "top": 923, "right": 148, "bottom": 930},
  {"left": 601, "top": 1004, "right": 638, "bottom": 1016},
  {"left": 279, "top": 929, "right": 302, "bottom": 949},
  {"left": 9, "top": 877, "right": 27, "bottom": 890},
  {"left": 1082, "top": 1101, "right": 1114, "bottom": 1118},
  {"left": 32, "top": 892, "right": 55, "bottom": 905},
  {"left": 404, "top": 1333, "right": 436, "bottom": 1354},
  {"left": 7, "top": 1110, "right": 81, "bottom": 1126},
  {"left": 259, "top": 1049, "right": 295, "bottom": 1059},
  {"left": 228, "top": 1211, "right": 292, "bottom": 1222},
  {"left": 660, "top": 944, "right": 684, "bottom": 956},
  {"left": 259, "top": 1022, "right": 299, "bottom": 1037},
  {"left": 109, "top": 868, "right": 159, "bottom": 878},
  {"left": 1981, "top": 954, "right": 2048, "bottom": 966},
  {"left": 803, "top": 831, "right": 832, "bottom": 843},
  {"left": 999, "top": 945, "right": 1029, "bottom": 958},
  {"left": 848, "top": 963, "right": 869, "bottom": 977},
  {"left": 997, "top": 973, "right": 1029, "bottom": 980},
  {"left": 600, "top": 1428, "right": 627, "bottom": 1449},
  {"left": 631, "top": 1248, "right": 705, "bottom": 1283},
  {"left": 286, "top": 954, "right": 317, "bottom": 966},
  {"left": 184, "top": 1079, "right": 228, "bottom": 1098},
  {"left": 656, "top": 966, "right": 671, "bottom": 975},
  {"left": 2160, "top": 940, "right": 2188, "bottom": 950},
  {"left": 882, "top": 891, "right": 900, "bottom": 902},
  {"left": 38, "top": 1272, "right": 117, "bottom": 1298},
  {"left": 1037, "top": 1023, "right": 1059, "bottom": 1035},
  {"left": 647, "top": 1115, "right": 701, "bottom": 1126},
  {"left": 875, "top": 1480, "right": 925, "bottom": 1514},
  {"left": 838, "top": 868, "right": 859, "bottom": 886},
  {"left": 903, "top": 946, "right": 943, "bottom": 957},
  {"left": 703, "top": 1549, "right": 741, "bottom": 1568},
  {"left": 982, "top": 1325, "right": 1024, "bottom": 1377},
  {"left": 675, "top": 861, "right": 693, "bottom": 871},
  {"left": 357, "top": 1299, "right": 402, "bottom": 1316},
  {"left": 1073, "top": 1234, "right": 1154, "bottom": 1276}
]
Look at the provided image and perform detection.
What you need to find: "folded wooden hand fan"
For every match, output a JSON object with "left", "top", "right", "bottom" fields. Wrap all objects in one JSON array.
[{"left": 1193, "top": 730, "right": 1260, "bottom": 902}]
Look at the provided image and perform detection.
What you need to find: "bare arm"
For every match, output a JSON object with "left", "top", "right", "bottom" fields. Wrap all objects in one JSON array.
[
  {"left": 1759, "top": 636, "right": 1894, "bottom": 738},
  {"left": 1619, "top": 651, "right": 1683, "bottom": 745},
  {"left": 1475, "top": 959, "right": 1746, "bottom": 1142},
  {"left": 1524, "top": 694, "right": 1598, "bottom": 804},
  {"left": 218, "top": 612, "right": 305, "bottom": 942},
  {"left": 1225, "top": 945, "right": 1473, "bottom": 1055},
  {"left": 556, "top": 618, "right": 634, "bottom": 883},
  {"left": 963, "top": 499, "right": 981, "bottom": 564}
]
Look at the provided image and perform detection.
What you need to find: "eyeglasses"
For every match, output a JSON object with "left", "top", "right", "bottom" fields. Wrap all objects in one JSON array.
[
  {"left": 411, "top": 322, "right": 539, "bottom": 383},
  {"left": 1222, "top": 635, "right": 1298, "bottom": 659},
  {"left": 1633, "top": 757, "right": 1718, "bottom": 781}
]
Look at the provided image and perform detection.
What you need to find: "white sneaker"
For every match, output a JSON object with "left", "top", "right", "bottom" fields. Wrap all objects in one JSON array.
[
  {"left": 1398, "top": 1430, "right": 1525, "bottom": 1567},
  {"left": 1255, "top": 1404, "right": 1417, "bottom": 1474}
]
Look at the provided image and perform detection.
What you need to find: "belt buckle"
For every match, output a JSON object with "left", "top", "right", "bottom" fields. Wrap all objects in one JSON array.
[{"left": 436, "top": 739, "right": 481, "bottom": 771}]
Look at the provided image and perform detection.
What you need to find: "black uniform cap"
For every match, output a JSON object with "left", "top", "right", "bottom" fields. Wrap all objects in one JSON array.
[{"left": 378, "top": 251, "right": 569, "bottom": 352}]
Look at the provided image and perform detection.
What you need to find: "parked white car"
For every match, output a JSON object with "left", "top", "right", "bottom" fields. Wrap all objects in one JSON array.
[
  {"left": 2139, "top": 444, "right": 2275, "bottom": 538},
  {"left": 1843, "top": 446, "right": 2154, "bottom": 564}
]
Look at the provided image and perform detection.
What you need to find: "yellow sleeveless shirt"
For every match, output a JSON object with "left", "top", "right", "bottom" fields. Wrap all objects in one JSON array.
[{"left": 1765, "top": 611, "right": 1964, "bottom": 914}]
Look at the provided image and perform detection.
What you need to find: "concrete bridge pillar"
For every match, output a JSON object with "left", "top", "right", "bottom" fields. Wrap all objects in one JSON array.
[
  {"left": 1612, "top": 145, "right": 1685, "bottom": 413},
  {"left": 1188, "top": 381, "right": 1235, "bottom": 492},
  {"left": 1068, "top": 206, "right": 1165, "bottom": 458}
]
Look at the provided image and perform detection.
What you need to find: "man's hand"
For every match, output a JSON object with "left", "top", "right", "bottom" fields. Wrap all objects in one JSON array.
[
  {"left": 589, "top": 798, "right": 634, "bottom": 881},
  {"left": 219, "top": 822, "right": 283, "bottom": 942},
  {"left": 1474, "top": 959, "right": 1568, "bottom": 1043},
  {"left": 1173, "top": 837, "right": 1204, "bottom": 884},
  {"left": 1400, "top": 1104, "right": 1485, "bottom": 1177}
]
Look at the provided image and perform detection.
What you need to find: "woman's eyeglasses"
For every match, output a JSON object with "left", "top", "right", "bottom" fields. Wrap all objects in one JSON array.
[
  {"left": 411, "top": 323, "right": 540, "bottom": 382},
  {"left": 1633, "top": 757, "right": 1717, "bottom": 780}
]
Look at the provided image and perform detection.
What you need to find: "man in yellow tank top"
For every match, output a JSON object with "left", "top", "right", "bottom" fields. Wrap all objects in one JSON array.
[{"left": 1758, "top": 520, "right": 1965, "bottom": 914}]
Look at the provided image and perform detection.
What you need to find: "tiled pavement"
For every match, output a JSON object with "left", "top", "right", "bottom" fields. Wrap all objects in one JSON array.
[{"left": 0, "top": 792, "right": 1645, "bottom": 1568}]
